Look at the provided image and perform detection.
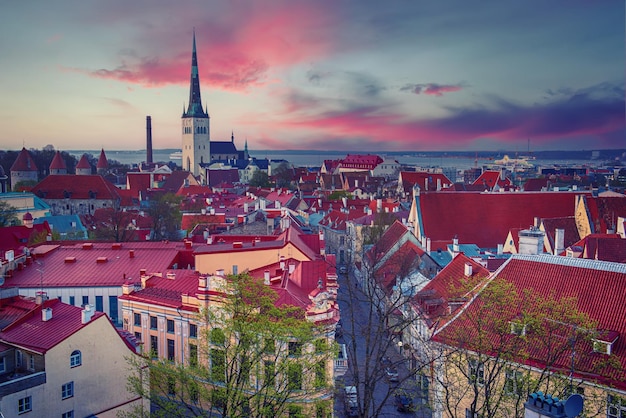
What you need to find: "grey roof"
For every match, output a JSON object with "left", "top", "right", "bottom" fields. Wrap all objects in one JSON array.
[{"left": 210, "top": 141, "right": 238, "bottom": 155}]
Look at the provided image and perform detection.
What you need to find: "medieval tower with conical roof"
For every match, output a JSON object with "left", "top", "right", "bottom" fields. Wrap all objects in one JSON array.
[{"left": 181, "top": 31, "right": 210, "bottom": 180}]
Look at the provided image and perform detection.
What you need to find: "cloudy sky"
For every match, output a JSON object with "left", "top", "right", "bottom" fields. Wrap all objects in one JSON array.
[{"left": 1, "top": 0, "right": 623, "bottom": 153}]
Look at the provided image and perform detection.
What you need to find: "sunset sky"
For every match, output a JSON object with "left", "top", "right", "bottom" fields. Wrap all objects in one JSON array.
[{"left": 1, "top": 0, "right": 624, "bottom": 153}]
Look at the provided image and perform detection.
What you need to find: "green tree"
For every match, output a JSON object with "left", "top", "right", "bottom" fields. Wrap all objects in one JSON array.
[
  {"left": 0, "top": 201, "right": 18, "bottom": 226},
  {"left": 339, "top": 230, "right": 435, "bottom": 417},
  {"left": 249, "top": 170, "right": 271, "bottom": 187},
  {"left": 272, "top": 162, "right": 294, "bottom": 189},
  {"left": 92, "top": 208, "right": 138, "bottom": 242},
  {"left": 433, "top": 278, "right": 612, "bottom": 418},
  {"left": 122, "top": 273, "right": 336, "bottom": 418},
  {"left": 148, "top": 192, "right": 183, "bottom": 241},
  {"left": 362, "top": 211, "right": 397, "bottom": 245},
  {"left": 327, "top": 190, "right": 352, "bottom": 200},
  {"left": 12, "top": 180, "right": 38, "bottom": 192}
]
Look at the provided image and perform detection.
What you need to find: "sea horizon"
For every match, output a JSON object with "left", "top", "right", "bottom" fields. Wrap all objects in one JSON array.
[{"left": 64, "top": 148, "right": 625, "bottom": 169}]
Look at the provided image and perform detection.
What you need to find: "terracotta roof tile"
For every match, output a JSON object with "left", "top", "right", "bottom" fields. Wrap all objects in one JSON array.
[
  {"left": 417, "top": 191, "right": 586, "bottom": 249},
  {"left": 541, "top": 217, "right": 580, "bottom": 253},
  {"left": 472, "top": 170, "right": 513, "bottom": 190},
  {"left": 433, "top": 255, "right": 626, "bottom": 390},
  {"left": 96, "top": 149, "right": 108, "bottom": 169},
  {"left": 49, "top": 151, "right": 67, "bottom": 170},
  {"left": 30, "top": 174, "right": 121, "bottom": 200},
  {"left": 10, "top": 148, "right": 38, "bottom": 172},
  {"left": 76, "top": 154, "right": 91, "bottom": 169},
  {"left": 0, "top": 299, "right": 106, "bottom": 354}
]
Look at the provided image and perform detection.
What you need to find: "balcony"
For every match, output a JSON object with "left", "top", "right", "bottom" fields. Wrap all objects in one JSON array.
[
  {"left": 0, "top": 371, "right": 46, "bottom": 397},
  {"left": 334, "top": 343, "right": 348, "bottom": 378}
]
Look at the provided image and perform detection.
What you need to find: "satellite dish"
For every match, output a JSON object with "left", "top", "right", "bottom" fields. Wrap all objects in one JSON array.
[{"left": 564, "top": 393, "right": 584, "bottom": 417}]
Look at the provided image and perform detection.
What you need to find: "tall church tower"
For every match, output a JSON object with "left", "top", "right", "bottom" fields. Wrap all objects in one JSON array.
[{"left": 182, "top": 31, "right": 210, "bottom": 179}]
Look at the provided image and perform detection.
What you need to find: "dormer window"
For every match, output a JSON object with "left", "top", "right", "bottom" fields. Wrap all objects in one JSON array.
[
  {"left": 592, "top": 330, "right": 619, "bottom": 355},
  {"left": 510, "top": 321, "right": 527, "bottom": 336}
]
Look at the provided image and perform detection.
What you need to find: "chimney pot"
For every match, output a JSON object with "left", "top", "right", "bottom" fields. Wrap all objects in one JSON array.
[{"left": 42, "top": 307, "right": 53, "bottom": 322}]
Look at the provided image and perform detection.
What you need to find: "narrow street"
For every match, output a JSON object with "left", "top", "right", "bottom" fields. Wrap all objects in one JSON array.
[{"left": 335, "top": 268, "right": 432, "bottom": 418}]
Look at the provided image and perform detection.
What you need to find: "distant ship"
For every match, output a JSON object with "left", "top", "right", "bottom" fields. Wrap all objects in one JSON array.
[
  {"left": 169, "top": 151, "right": 182, "bottom": 160},
  {"left": 493, "top": 154, "right": 534, "bottom": 167}
]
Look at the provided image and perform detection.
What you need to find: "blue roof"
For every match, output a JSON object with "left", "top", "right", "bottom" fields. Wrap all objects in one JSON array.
[
  {"left": 447, "top": 243, "right": 482, "bottom": 258},
  {"left": 429, "top": 249, "right": 452, "bottom": 268},
  {"left": 308, "top": 212, "right": 324, "bottom": 227},
  {"left": 34, "top": 214, "right": 88, "bottom": 238}
]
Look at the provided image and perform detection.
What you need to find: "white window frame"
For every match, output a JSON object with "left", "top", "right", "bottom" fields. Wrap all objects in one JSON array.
[
  {"left": 0, "top": 356, "right": 5, "bottom": 373},
  {"left": 468, "top": 358, "right": 485, "bottom": 385},
  {"left": 504, "top": 368, "right": 523, "bottom": 395},
  {"left": 608, "top": 394, "right": 626, "bottom": 418},
  {"left": 62, "top": 411, "right": 74, "bottom": 418},
  {"left": 28, "top": 355, "right": 35, "bottom": 371},
  {"left": 16, "top": 350, "right": 23, "bottom": 368},
  {"left": 18, "top": 396, "right": 32, "bottom": 414},
  {"left": 62, "top": 381, "right": 74, "bottom": 400},
  {"left": 593, "top": 339, "right": 612, "bottom": 355},
  {"left": 70, "top": 350, "right": 81, "bottom": 368}
]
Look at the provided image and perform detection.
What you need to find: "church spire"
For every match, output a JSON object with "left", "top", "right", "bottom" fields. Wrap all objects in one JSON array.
[{"left": 184, "top": 30, "right": 208, "bottom": 118}]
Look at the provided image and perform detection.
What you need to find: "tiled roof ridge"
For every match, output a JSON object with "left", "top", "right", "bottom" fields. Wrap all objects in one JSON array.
[{"left": 511, "top": 254, "right": 626, "bottom": 273}]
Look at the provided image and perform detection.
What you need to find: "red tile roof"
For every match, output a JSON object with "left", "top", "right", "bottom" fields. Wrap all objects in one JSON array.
[
  {"left": 161, "top": 170, "right": 198, "bottom": 193},
  {"left": 540, "top": 217, "right": 580, "bottom": 253},
  {"left": 574, "top": 234, "right": 626, "bottom": 263},
  {"left": 31, "top": 174, "right": 121, "bottom": 200},
  {"left": 49, "top": 151, "right": 67, "bottom": 170},
  {"left": 523, "top": 178, "right": 549, "bottom": 192},
  {"left": 433, "top": 255, "right": 626, "bottom": 390},
  {"left": 0, "top": 223, "right": 51, "bottom": 253},
  {"left": 411, "top": 253, "right": 490, "bottom": 327},
  {"left": 374, "top": 241, "right": 426, "bottom": 292},
  {"left": 473, "top": 170, "right": 513, "bottom": 190},
  {"left": 76, "top": 154, "right": 91, "bottom": 169},
  {"left": 126, "top": 172, "right": 151, "bottom": 197},
  {"left": 318, "top": 210, "right": 363, "bottom": 232},
  {"left": 10, "top": 148, "right": 38, "bottom": 172},
  {"left": 399, "top": 171, "right": 453, "bottom": 193},
  {"left": 370, "top": 220, "right": 411, "bottom": 257},
  {"left": 96, "top": 149, "right": 108, "bottom": 169},
  {"left": 0, "top": 299, "right": 106, "bottom": 354},
  {"left": 340, "top": 154, "right": 383, "bottom": 170},
  {"left": 584, "top": 196, "right": 626, "bottom": 234},
  {"left": 181, "top": 213, "right": 227, "bottom": 231},
  {"left": 119, "top": 269, "right": 202, "bottom": 311},
  {"left": 176, "top": 184, "right": 213, "bottom": 197},
  {"left": 6, "top": 242, "right": 188, "bottom": 288},
  {"left": 0, "top": 296, "right": 38, "bottom": 329},
  {"left": 417, "top": 191, "right": 587, "bottom": 249}
]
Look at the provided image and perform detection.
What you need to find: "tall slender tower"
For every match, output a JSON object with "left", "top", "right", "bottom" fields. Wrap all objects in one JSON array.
[{"left": 181, "top": 31, "right": 210, "bottom": 178}]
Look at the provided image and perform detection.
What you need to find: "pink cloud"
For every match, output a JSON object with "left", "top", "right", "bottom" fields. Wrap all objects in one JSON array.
[
  {"left": 77, "top": 3, "right": 339, "bottom": 91},
  {"left": 401, "top": 83, "right": 464, "bottom": 96},
  {"left": 257, "top": 83, "right": 625, "bottom": 151}
]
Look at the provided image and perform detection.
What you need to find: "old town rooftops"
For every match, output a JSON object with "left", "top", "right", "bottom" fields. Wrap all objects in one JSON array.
[{"left": 6, "top": 241, "right": 189, "bottom": 288}]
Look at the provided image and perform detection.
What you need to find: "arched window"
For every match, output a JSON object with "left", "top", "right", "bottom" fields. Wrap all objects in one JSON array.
[{"left": 70, "top": 350, "right": 81, "bottom": 367}]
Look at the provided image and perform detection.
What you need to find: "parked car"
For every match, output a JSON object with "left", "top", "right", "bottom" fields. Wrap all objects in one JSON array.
[
  {"left": 385, "top": 366, "right": 399, "bottom": 382},
  {"left": 394, "top": 393, "right": 415, "bottom": 413},
  {"left": 339, "top": 265, "right": 348, "bottom": 274}
]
